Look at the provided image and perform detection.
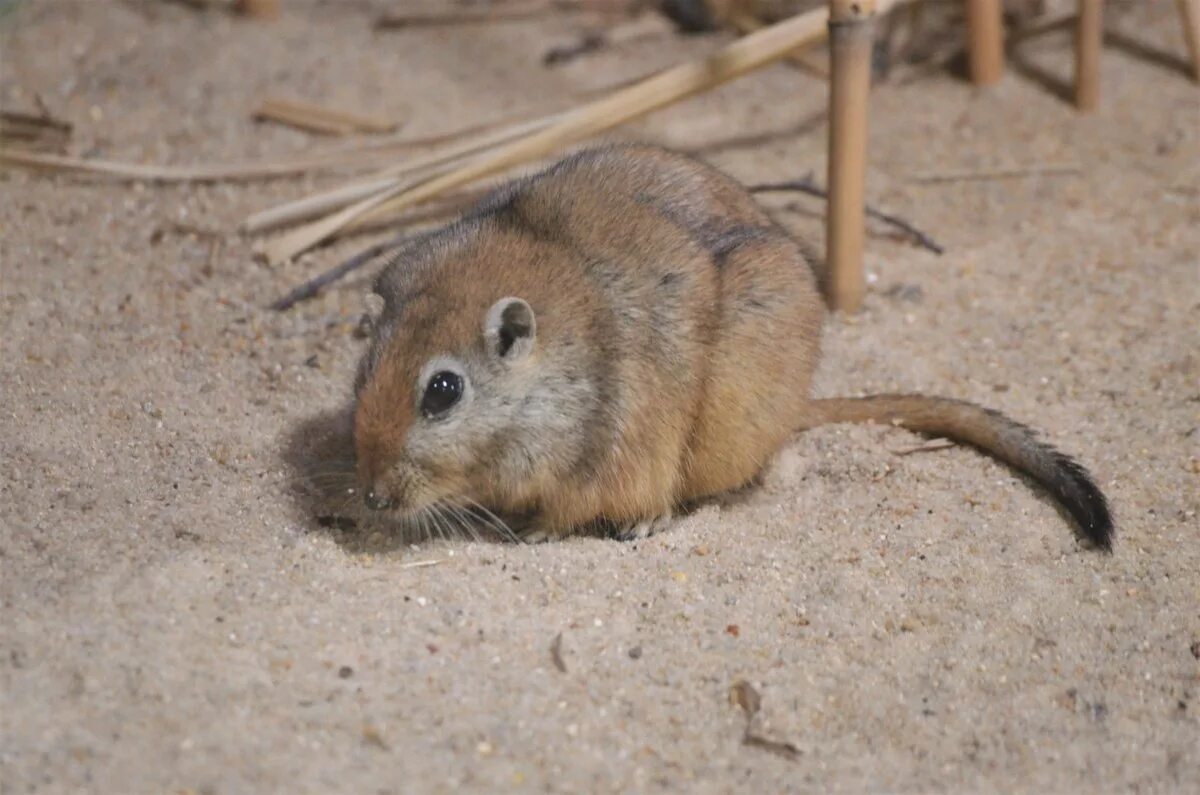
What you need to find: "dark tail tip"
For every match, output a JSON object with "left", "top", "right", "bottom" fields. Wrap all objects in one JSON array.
[{"left": 1050, "top": 450, "right": 1114, "bottom": 552}]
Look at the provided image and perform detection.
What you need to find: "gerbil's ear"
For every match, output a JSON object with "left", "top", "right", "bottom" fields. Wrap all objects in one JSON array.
[{"left": 485, "top": 297, "right": 536, "bottom": 361}]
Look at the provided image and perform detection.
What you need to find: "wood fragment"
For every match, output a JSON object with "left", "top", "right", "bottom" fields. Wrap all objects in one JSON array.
[
  {"left": 551, "top": 632, "right": 568, "bottom": 673},
  {"left": 890, "top": 437, "right": 956, "bottom": 456},
  {"left": 254, "top": 97, "right": 399, "bottom": 136},
  {"left": 750, "top": 178, "right": 944, "bottom": 255},
  {"left": 910, "top": 164, "right": 1081, "bottom": 183},
  {"left": 262, "top": 0, "right": 915, "bottom": 264}
]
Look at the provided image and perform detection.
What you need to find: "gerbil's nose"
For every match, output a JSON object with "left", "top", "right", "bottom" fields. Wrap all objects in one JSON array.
[{"left": 364, "top": 490, "right": 392, "bottom": 511}]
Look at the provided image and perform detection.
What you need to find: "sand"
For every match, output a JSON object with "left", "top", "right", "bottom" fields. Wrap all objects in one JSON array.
[{"left": 2, "top": 1, "right": 1198, "bottom": 792}]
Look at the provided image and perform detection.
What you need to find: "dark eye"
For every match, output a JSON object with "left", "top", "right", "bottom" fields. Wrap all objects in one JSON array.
[{"left": 421, "top": 371, "right": 463, "bottom": 417}]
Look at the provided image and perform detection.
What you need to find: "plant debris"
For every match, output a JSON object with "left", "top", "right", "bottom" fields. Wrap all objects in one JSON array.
[
  {"left": 551, "top": 632, "right": 568, "bottom": 673},
  {"left": 750, "top": 176, "right": 945, "bottom": 255},
  {"left": 729, "top": 679, "right": 801, "bottom": 761},
  {"left": 254, "top": 97, "right": 399, "bottom": 136},
  {"left": 890, "top": 437, "right": 956, "bottom": 456}
]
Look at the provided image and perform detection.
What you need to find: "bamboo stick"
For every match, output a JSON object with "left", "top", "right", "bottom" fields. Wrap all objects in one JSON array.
[
  {"left": 262, "top": 0, "right": 912, "bottom": 265},
  {"left": 965, "top": 0, "right": 1005, "bottom": 85},
  {"left": 1178, "top": 0, "right": 1200, "bottom": 82},
  {"left": 825, "top": 0, "right": 876, "bottom": 313},
  {"left": 1075, "top": 0, "right": 1103, "bottom": 110}
]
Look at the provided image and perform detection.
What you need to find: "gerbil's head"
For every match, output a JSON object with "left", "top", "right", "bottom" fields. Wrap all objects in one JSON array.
[{"left": 353, "top": 284, "right": 542, "bottom": 520}]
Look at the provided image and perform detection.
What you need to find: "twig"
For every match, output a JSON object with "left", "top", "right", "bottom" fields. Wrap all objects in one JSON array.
[
  {"left": 0, "top": 147, "right": 388, "bottom": 183},
  {"left": 269, "top": 230, "right": 410, "bottom": 311},
  {"left": 269, "top": 187, "right": 491, "bottom": 310},
  {"left": 890, "top": 437, "right": 955, "bottom": 455},
  {"left": 374, "top": 1, "right": 577, "bottom": 29},
  {"left": 750, "top": 177, "right": 945, "bottom": 255},
  {"left": 910, "top": 165, "right": 1082, "bottom": 183},
  {"left": 254, "top": 97, "right": 399, "bottom": 136},
  {"left": 262, "top": 0, "right": 916, "bottom": 265}
]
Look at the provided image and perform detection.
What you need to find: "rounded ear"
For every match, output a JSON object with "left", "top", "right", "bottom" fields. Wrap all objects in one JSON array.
[{"left": 484, "top": 297, "right": 536, "bottom": 360}]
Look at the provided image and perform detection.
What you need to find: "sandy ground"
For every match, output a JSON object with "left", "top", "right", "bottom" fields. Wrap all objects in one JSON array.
[{"left": 2, "top": 1, "right": 1198, "bottom": 792}]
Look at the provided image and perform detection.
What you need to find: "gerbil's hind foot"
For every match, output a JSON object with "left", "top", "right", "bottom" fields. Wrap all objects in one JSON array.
[{"left": 609, "top": 512, "right": 674, "bottom": 542}]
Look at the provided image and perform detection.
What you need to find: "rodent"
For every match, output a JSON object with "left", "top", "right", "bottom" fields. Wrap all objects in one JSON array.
[{"left": 352, "top": 144, "right": 1113, "bottom": 550}]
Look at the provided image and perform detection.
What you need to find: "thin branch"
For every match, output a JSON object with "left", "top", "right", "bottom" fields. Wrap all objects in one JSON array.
[
  {"left": 910, "top": 164, "right": 1081, "bottom": 183},
  {"left": 269, "top": 231, "right": 409, "bottom": 311},
  {"left": 749, "top": 177, "right": 945, "bottom": 255}
]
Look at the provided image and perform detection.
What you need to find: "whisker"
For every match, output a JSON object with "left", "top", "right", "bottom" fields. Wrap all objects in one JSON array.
[{"left": 463, "top": 498, "right": 520, "bottom": 544}]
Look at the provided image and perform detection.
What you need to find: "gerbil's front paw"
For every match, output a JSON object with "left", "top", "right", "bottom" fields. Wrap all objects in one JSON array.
[{"left": 610, "top": 512, "right": 673, "bottom": 542}]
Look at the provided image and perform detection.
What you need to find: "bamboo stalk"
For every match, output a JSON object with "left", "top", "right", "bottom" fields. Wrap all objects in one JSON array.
[
  {"left": 1178, "top": 0, "right": 1200, "bottom": 81},
  {"left": 262, "top": 0, "right": 912, "bottom": 265},
  {"left": 825, "top": 0, "right": 876, "bottom": 313},
  {"left": 965, "top": 0, "right": 1005, "bottom": 85},
  {"left": 1075, "top": 0, "right": 1103, "bottom": 110}
]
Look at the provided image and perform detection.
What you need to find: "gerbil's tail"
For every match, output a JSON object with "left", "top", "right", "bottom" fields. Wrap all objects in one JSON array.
[{"left": 808, "top": 395, "right": 1113, "bottom": 551}]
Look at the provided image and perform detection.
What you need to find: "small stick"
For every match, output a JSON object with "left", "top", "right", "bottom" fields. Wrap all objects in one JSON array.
[
  {"left": 1179, "top": 0, "right": 1200, "bottom": 82},
  {"left": 890, "top": 437, "right": 955, "bottom": 455},
  {"left": 1075, "top": 0, "right": 1103, "bottom": 111},
  {"left": 374, "top": 1, "right": 574, "bottom": 29},
  {"left": 825, "top": 0, "right": 877, "bottom": 313},
  {"left": 269, "top": 231, "right": 409, "bottom": 311},
  {"left": 0, "top": 147, "right": 390, "bottom": 183},
  {"left": 965, "top": 0, "right": 1005, "bottom": 85},
  {"left": 269, "top": 187, "right": 492, "bottom": 310},
  {"left": 254, "top": 97, "right": 399, "bottom": 136},
  {"left": 750, "top": 177, "right": 944, "bottom": 255},
  {"left": 910, "top": 164, "right": 1081, "bottom": 183}
]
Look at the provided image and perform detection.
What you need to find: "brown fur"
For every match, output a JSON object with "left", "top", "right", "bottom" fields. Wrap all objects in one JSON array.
[{"left": 353, "top": 145, "right": 1112, "bottom": 549}]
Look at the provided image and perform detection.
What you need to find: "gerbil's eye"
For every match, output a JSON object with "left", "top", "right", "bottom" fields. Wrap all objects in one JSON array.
[{"left": 421, "top": 371, "right": 463, "bottom": 417}]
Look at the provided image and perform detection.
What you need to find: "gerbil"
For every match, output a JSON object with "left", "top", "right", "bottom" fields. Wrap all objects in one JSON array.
[{"left": 352, "top": 145, "right": 1112, "bottom": 549}]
